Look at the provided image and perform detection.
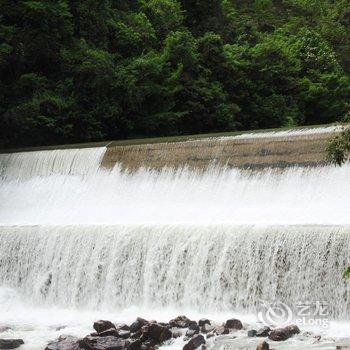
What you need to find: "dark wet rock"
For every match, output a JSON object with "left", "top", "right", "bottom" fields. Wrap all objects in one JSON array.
[
  {"left": 0, "top": 339, "right": 24, "bottom": 349},
  {"left": 148, "top": 323, "right": 172, "bottom": 343},
  {"left": 198, "top": 319, "right": 210, "bottom": 328},
  {"left": 256, "top": 340, "right": 269, "bottom": 350},
  {"left": 268, "top": 328, "right": 289, "bottom": 341},
  {"left": 118, "top": 331, "right": 131, "bottom": 340},
  {"left": 130, "top": 319, "right": 148, "bottom": 334},
  {"left": 268, "top": 324, "right": 300, "bottom": 341},
  {"left": 256, "top": 327, "right": 271, "bottom": 337},
  {"left": 93, "top": 321, "right": 116, "bottom": 334},
  {"left": 79, "top": 336, "right": 129, "bottom": 350},
  {"left": 200, "top": 324, "right": 214, "bottom": 334},
  {"left": 206, "top": 333, "right": 214, "bottom": 339},
  {"left": 55, "top": 326, "right": 67, "bottom": 332},
  {"left": 214, "top": 326, "right": 229, "bottom": 336},
  {"left": 225, "top": 319, "right": 243, "bottom": 330},
  {"left": 96, "top": 329, "right": 119, "bottom": 337},
  {"left": 45, "top": 336, "right": 79, "bottom": 350},
  {"left": 247, "top": 330, "right": 257, "bottom": 337},
  {"left": 0, "top": 327, "right": 11, "bottom": 334},
  {"left": 170, "top": 316, "right": 191, "bottom": 328},
  {"left": 188, "top": 321, "right": 199, "bottom": 332},
  {"left": 117, "top": 324, "right": 130, "bottom": 331},
  {"left": 183, "top": 334, "right": 205, "bottom": 350},
  {"left": 127, "top": 340, "right": 141, "bottom": 350}
]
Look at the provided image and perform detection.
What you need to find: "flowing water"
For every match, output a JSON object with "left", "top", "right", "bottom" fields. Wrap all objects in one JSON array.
[{"left": 0, "top": 128, "right": 349, "bottom": 349}]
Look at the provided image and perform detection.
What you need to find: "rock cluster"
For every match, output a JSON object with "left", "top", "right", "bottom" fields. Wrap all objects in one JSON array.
[
  {"left": 44, "top": 316, "right": 247, "bottom": 350},
  {"left": 247, "top": 324, "right": 300, "bottom": 343},
  {"left": 44, "top": 317, "right": 301, "bottom": 350}
]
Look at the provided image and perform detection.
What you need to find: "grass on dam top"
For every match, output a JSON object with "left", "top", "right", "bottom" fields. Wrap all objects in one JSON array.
[{"left": 0, "top": 122, "right": 345, "bottom": 153}]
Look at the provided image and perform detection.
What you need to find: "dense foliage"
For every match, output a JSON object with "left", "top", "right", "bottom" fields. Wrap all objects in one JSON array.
[
  {"left": 1, "top": 0, "right": 349, "bottom": 148},
  {"left": 327, "top": 127, "right": 350, "bottom": 165}
]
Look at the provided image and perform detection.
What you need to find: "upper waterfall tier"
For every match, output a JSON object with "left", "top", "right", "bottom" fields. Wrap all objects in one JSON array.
[
  {"left": 0, "top": 127, "right": 349, "bottom": 225},
  {"left": 0, "top": 147, "right": 106, "bottom": 181}
]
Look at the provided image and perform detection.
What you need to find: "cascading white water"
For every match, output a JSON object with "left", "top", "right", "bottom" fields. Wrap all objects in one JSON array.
[
  {"left": 1, "top": 157, "right": 350, "bottom": 225},
  {"left": 0, "top": 225, "right": 349, "bottom": 318},
  {"left": 0, "top": 130, "right": 349, "bottom": 349}
]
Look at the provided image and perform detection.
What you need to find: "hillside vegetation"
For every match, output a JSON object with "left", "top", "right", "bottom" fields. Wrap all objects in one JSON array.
[{"left": 1, "top": 0, "right": 349, "bottom": 148}]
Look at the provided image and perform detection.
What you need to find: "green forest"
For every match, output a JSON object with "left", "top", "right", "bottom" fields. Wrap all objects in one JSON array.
[{"left": 1, "top": 0, "right": 349, "bottom": 148}]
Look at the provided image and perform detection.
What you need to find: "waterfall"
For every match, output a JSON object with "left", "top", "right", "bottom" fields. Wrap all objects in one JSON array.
[
  {"left": 0, "top": 128, "right": 349, "bottom": 333},
  {"left": 0, "top": 225, "right": 349, "bottom": 318}
]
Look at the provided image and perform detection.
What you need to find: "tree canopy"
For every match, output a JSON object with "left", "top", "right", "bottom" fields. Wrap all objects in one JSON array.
[{"left": 1, "top": 0, "right": 349, "bottom": 148}]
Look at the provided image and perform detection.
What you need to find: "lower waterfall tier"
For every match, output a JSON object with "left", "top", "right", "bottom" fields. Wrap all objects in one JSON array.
[{"left": 1, "top": 224, "right": 349, "bottom": 319}]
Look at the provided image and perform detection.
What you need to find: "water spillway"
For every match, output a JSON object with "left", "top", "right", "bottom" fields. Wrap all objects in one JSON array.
[
  {"left": 0, "top": 225, "right": 349, "bottom": 319},
  {"left": 0, "top": 126, "right": 349, "bottom": 349}
]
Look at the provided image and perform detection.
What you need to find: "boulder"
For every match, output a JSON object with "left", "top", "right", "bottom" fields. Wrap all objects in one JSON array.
[
  {"left": 117, "top": 324, "right": 130, "bottom": 332},
  {"left": 268, "top": 328, "right": 289, "bottom": 341},
  {"left": 45, "top": 336, "right": 79, "bottom": 350},
  {"left": 256, "top": 327, "right": 271, "bottom": 337},
  {"left": 93, "top": 321, "right": 116, "bottom": 334},
  {"left": 206, "top": 333, "right": 214, "bottom": 339},
  {"left": 256, "top": 341, "right": 269, "bottom": 350},
  {"left": 148, "top": 323, "right": 172, "bottom": 343},
  {"left": 198, "top": 319, "right": 210, "bottom": 328},
  {"left": 247, "top": 330, "right": 257, "bottom": 337},
  {"left": 214, "top": 326, "right": 229, "bottom": 336},
  {"left": 268, "top": 325, "right": 300, "bottom": 341},
  {"left": 169, "top": 316, "right": 191, "bottom": 328},
  {"left": 79, "top": 336, "right": 129, "bottom": 350},
  {"left": 130, "top": 319, "right": 148, "bottom": 334},
  {"left": 183, "top": 334, "right": 205, "bottom": 350},
  {"left": 225, "top": 319, "right": 243, "bottom": 330},
  {"left": 0, "top": 339, "right": 24, "bottom": 349}
]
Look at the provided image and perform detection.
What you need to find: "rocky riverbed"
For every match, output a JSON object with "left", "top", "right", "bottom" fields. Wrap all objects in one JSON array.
[{"left": 2, "top": 315, "right": 341, "bottom": 350}]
